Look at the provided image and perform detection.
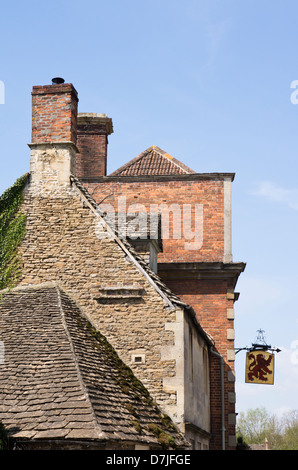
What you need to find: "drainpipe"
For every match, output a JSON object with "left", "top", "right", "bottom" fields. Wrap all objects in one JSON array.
[{"left": 210, "top": 348, "right": 225, "bottom": 450}]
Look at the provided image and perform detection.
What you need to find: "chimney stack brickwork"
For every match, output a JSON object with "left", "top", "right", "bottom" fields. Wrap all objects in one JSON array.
[
  {"left": 76, "top": 113, "right": 113, "bottom": 178},
  {"left": 31, "top": 83, "right": 78, "bottom": 144}
]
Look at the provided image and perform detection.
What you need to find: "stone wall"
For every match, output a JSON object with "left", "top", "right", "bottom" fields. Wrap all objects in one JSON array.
[{"left": 17, "top": 183, "right": 210, "bottom": 435}]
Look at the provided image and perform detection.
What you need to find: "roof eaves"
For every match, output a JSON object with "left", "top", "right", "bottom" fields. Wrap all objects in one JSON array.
[{"left": 80, "top": 172, "right": 236, "bottom": 183}]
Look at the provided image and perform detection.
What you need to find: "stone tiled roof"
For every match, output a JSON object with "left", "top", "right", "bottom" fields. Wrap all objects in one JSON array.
[
  {"left": 0, "top": 284, "right": 187, "bottom": 449},
  {"left": 109, "top": 146, "right": 196, "bottom": 176}
]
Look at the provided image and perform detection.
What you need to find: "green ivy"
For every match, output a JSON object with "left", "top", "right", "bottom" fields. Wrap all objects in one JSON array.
[{"left": 0, "top": 174, "right": 29, "bottom": 291}]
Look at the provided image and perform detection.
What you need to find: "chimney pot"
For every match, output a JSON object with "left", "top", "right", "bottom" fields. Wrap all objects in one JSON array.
[{"left": 52, "top": 77, "right": 65, "bottom": 84}]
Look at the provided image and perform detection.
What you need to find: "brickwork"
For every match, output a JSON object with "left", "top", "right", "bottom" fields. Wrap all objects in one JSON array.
[
  {"left": 76, "top": 129, "right": 107, "bottom": 177},
  {"left": 31, "top": 83, "right": 78, "bottom": 144},
  {"left": 76, "top": 114, "right": 113, "bottom": 178},
  {"left": 83, "top": 177, "right": 226, "bottom": 263}
]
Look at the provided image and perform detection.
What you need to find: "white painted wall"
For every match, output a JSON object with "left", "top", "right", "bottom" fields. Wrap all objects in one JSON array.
[
  {"left": 161, "top": 308, "right": 211, "bottom": 447},
  {"left": 184, "top": 315, "right": 211, "bottom": 442}
]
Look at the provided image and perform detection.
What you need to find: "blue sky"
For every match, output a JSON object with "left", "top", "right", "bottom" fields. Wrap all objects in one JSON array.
[{"left": 0, "top": 0, "right": 297, "bottom": 417}]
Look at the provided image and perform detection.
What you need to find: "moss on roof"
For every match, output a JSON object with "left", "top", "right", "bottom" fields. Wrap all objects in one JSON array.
[{"left": 0, "top": 284, "right": 188, "bottom": 449}]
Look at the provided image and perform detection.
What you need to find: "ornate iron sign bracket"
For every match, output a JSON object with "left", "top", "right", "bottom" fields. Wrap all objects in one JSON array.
[{"left": 235, "top": 328, "right": 281, "bottom": 354}]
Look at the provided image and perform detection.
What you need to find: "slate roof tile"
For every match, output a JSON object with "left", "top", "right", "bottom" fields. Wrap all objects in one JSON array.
[{"left": 0, "top": 284, "right": 187, "bottom": 449}]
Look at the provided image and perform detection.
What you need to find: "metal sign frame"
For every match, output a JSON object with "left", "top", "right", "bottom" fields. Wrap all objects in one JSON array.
[
  {"left": 235, "top": 329, "right": 281, "bottom": 386},
  {"left": 245, "top": 350, "right": 275, "bottom": 384}
]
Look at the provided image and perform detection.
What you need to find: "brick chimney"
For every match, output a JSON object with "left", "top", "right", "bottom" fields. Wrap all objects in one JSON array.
[
  {"left": 76, "top": 113, "right": 113, "bottom": 178},
  {"left": 28, "top": 78, "right": 79, "bottom": 194}
]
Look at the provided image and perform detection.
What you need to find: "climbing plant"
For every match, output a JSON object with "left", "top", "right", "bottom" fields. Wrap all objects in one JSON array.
[{"left": 0, "top": 174, "right": 29, "bottom": 291}]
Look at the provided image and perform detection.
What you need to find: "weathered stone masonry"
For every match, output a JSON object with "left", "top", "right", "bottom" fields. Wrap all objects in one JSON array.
[
  {"left": 19, "top": 188, "right": 176, "bottom": 407},
  {"left": 18, "top": 179, "right": 212, "bottom": 441}
]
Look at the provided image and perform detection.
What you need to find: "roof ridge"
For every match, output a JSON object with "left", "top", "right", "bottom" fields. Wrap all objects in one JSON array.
[
  {"left": 55, "top": 285, "right": 105, "bottom": 440},
  {"left": 151, "top": 146, "right": 196, "bottom": 174},
  {"left": 108, "top": 146, "right": 195, "bottom": 176},
  {"left": 52, "top": 285, "right": 189, "bottom": 447},
  {"left": 108, "top": 146, "right": 155, "bottom": 176}
]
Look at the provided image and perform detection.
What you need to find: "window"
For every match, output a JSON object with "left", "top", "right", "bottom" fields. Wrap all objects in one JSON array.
[{"left": 131, "top": 354, "right": 146, "bottom": 364}]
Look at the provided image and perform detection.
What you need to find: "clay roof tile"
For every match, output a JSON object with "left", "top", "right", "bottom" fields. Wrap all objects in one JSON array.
[{"left": 109, "top": 146, "right": 195, "bottom": 177}]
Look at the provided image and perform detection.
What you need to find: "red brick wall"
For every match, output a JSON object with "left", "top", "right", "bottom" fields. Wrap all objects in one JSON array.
[
  {"left": 84, "top": 177, "right": 225, "bottom": 263},
  {"left": 165, "top": 279, "right": 232, "bottom": 350},
  {"left": 76, "top": 126, "right": 107, "bottom": 178},
  {"left": 31, "top": 83, "right": 78, "bottom": 144}
]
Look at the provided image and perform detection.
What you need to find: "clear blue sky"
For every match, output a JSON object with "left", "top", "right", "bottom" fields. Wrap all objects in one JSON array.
[{"left": 0, "top": 0, "right": 297, "bottom": 417}]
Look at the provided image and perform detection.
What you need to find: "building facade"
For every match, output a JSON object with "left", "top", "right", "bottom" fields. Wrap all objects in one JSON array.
[
  {"left": 75, "top": 96, "right": 245, "bottom": 450},
  {"left": 0, "top": 79, "right": 245, "bottom": 450}
]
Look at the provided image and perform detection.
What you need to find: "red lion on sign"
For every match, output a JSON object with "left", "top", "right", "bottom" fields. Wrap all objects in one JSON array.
[{"left": 248, "top": 352, "right": 273, "bottom": 382}]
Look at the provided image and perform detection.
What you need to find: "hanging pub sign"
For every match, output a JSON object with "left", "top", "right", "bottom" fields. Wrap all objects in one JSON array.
[
  {"left": 245, "top": 350, "right": 275, "bottom": 385},
  {"left": 235, "top": 329, "right": 281, "bottom": 386}
]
